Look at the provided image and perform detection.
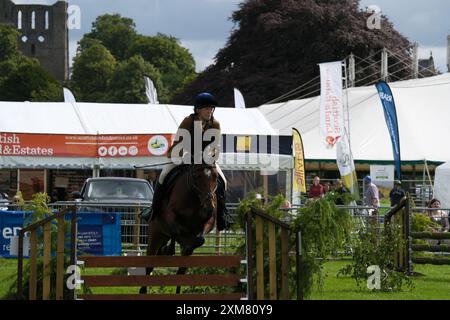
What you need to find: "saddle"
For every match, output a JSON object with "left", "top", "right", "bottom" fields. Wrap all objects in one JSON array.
[{"left": 163, "top": 164, "right": 190, "bottom": 195}]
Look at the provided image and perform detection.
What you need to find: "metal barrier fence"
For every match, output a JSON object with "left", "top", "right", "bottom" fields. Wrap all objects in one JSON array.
[{"left": 5, "top": 201, "right": 447, "bottom": 256}]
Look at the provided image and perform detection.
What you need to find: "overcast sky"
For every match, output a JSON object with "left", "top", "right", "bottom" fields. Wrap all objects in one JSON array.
[{"left": 63, "top": 0, "right": 450, "bottom": 72}]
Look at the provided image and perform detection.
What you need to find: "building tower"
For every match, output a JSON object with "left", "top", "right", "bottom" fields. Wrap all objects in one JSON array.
[{"left": 0, "top": 0, "right": 69, "bottom": 82}]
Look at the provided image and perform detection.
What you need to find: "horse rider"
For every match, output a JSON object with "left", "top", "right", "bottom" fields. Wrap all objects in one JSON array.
[{"left": 142, "top": 92, "right": 230, "bottom": 236}]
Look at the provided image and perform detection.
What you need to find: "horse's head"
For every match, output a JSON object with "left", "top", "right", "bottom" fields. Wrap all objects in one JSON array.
[{"left": 189, "top": 164, "right": 218, "bottom": 217}]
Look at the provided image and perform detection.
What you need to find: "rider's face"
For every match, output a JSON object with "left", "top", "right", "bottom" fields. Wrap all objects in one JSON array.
[{"left": 198, "top": 107, "right": 215, "bottom": 121}]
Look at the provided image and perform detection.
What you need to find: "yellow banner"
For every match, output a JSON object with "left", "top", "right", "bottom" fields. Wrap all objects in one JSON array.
[{"left": 293, "top": 128, "right": 306, "bottom": 194}]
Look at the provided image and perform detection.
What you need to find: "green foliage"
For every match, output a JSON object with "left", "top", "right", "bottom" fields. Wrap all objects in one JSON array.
[
  {"left": 338, "top": 222, "right": 414, "bottom": 292},
  {"left": 173, "top": 0, "right": 412, "bottom": 107},
  {"left": 71, "top": 43, "right": 117, "bottom": 102},
  {"left": 4, "top": 193, "right": 73, "bottom": 300},
  {"left": 72, "top": 15, "right": 196, "bottom": 103},
  {"left": 128, "top": 34, "right": 196, "bottom": 100},
  {"left": 106, "top": 55, "right": 166, "bottom": 104},
  {"left": 0, "top": 24, "right": 19, "bottom": 60},
  {"left": 0, "top": 55, "right": 62, "bottom": 102},
  {"left": 292, "top": 197, "right": 353, "bottom": 298},
  {"left": 411, "top": 213, "right": 440, "bottom": 233},
  {"left": 0, "top": 25, "right": 62, "bottom": 102},
  {"left": 83, "top": 14, "right": 138, "bottom": 60}
]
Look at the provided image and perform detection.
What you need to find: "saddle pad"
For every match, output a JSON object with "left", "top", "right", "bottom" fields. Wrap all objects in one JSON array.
[{"left": 163, "top": 165, "right": 189, "bottom": 193}]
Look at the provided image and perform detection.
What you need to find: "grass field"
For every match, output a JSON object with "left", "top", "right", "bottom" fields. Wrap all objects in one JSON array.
[{"left": 2, "top": 258, "right": 449, "bottom": 300}]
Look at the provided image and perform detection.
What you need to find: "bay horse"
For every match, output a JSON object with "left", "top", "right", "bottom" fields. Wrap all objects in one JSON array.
[{"left": 139, "top": 163, "right": 219, "bottom": 295}]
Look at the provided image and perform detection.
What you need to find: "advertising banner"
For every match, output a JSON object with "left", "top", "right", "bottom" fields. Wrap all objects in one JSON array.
[
  {"left": 319, "top": 61, "right": 344, "bottom": 148},
  {"left": 375, "top": 81, "right": 402, "bottom": 180},
  {"left": 0, "top": 133, "right": 172, "bottom": 158},
  {"left": 292, "top": 128, "right": 306, "bottom": 205}
]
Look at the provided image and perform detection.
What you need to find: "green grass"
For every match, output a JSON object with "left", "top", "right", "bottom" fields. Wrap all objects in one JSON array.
[
  {"left": 2, "top": 258, "right": 449, "bottom": 300},
  {"left": 0, "top": 258, "right": 19, "bottom": 298},
  {"left": 310, "top": 260, "right": 450, "bottom": 300}
]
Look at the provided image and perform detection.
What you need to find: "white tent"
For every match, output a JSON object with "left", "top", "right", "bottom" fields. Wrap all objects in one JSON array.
[
  {"left": 0, "top": 102, "right": 291, "bottom": 170},
  {"left": 434, "top": 162, "right": 450, "bottom": 208},
  {"left": 258, "top": 73, "right": 450, "bottom": 164}
]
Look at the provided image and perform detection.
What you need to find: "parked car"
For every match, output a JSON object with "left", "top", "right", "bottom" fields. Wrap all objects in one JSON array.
[
  {"left": 72, "top": 177, "right": 154, "bottom": 246},
  {"left": 73, "top": 177, "right": 153, "bottom": 203}
]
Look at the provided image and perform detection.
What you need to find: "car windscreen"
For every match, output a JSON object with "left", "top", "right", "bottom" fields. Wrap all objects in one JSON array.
[{"left": 86, "top": 180, "right": 152, "bottom": 200}]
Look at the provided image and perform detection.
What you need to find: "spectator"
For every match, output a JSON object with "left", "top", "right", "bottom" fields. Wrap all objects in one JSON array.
[
  {"left": 389, "top": 180, "right": 406, "bottom": 207},
  {"left": 147, "top": 170, "right": 158, "bottom": 193},
  {"left": 333, "top": 179, "right": 349, "bottom": 205},
  {"left": 427, "top": 199, "right": 449, "bottom": 232},
  {"left": 308, "top": 176, "right": 324, "bottom": 199},
  {"left": 323, "top": 182, "right": 331, "bottom": 194},
  {"left": 363, "top": 176, "right": 380, "bottom": 213}
]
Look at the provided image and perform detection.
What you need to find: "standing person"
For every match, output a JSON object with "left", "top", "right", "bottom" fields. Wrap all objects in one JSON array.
[
  {"left": 308, "top": 176, "right": 324, "bottom": 199},
  {"left": 389, "top": 180, "right": 406, "bottom": 207},
  {"left": 333, "top": 179, "right": 349, "bottom": 205},
  {"left": 323, "top": 182, "right": 331, "bottom": 194},
  {"left": 147, "top": 170, "right": 158, "bottom": 194},
  {"left": 363, "top": 176, "right": 380, "bottom": 214}
]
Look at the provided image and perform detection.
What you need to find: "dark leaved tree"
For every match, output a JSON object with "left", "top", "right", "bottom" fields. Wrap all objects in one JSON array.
[{"left": 172, "top": 0, "right": 411, "bottom": 108}]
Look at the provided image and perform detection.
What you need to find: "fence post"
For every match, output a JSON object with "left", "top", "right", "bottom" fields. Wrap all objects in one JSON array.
[
  {"left": 245, "top": 212, "right": 254, "bottom": 300},
  {"left": 56, "top": 216, "right": 65, "bottom": 300},
  {"left": 280, "top": 228, "right": 289, "bottom": 300},
  {"left": 268, "top": 222, "right": 277, "bottom": 300},
  {"left": 42, "top": 221, "right": 52, "bottom": 300},
  {"left": 405, "top": 197, "right": 412, "bottom": 275},
  {"left": 29, "top": 230, "right": 38, "bottom": 300},
  {"left": 70, "top": 205, "right": 78, "bottom": 300},
  {"left": 17, "top": 231, "right": 24, "bottom": 300},
  {"left": 296, "top": 230, "right": 303, "bottom": 300},
  {"left": 255, "top": 215, "right": 264, "bottom": 300}
]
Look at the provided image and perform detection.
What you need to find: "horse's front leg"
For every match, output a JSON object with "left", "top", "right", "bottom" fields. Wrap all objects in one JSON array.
[
  {"left": 175, "top": 245, "right": 196, "bottom": 295},
  {"left": 139, "top": 220, "right": 170, "bottom": 294}
]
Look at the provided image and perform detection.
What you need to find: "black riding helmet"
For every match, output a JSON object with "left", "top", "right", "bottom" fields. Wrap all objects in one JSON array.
[{"left": 194, "top": 92, "right": 218, "bottom": 109}]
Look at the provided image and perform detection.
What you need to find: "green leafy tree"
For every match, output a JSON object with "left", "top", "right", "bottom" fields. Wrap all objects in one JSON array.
[
  {"left": 107, "top": 55, "right": 166, "bottom": 104},
  {"left": 0, "top": 56, "right": 62, "bottom": 102},
  {"left": 128, "top": 34, "right": 196, "bottom": 100},
  {"left": 173, "top": 0, "right": 412, "bottom": 107},
  {"left": 82, "top": 14, "right": 138, "bottom": 61},
  {"left": 0, "top": 25, "right": 62, "bottom": 102},
  {"left": 0, "top": 24, "right": 19, "bottom": 60},
  {"left": 71, "top": 43, "right": 117, "bottom": 102}
]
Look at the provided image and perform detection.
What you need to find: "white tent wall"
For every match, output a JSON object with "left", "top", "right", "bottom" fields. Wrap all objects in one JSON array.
[
  {"left": 0, "top": 102, "right": 290, "bottom": 170},
  {"left": 434, "top": 162, "right": 450, "bottom": 208},
  {"left": 258, "top": 73, "right": 450, "bottom": 163}
]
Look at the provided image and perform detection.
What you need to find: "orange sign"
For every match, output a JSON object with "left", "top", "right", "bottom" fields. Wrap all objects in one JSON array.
[{"left": 0, "top": 133, "right": 173, "bottom": 158}]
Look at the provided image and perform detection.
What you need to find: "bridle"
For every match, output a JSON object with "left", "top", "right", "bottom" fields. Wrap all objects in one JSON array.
[{"left": 187, "top": 164, "right": 218, "bottom": 208}]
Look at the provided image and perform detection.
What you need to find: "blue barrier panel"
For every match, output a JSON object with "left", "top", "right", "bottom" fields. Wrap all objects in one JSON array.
[
  {"left": 0, "top": 211, "right": 121, "bottom": 258},
  {"left": 0, "top": 211, "right": 31, "bottom": 258},
  {"left": 75, "top": 212, "right": 121, "bottom": 256}
]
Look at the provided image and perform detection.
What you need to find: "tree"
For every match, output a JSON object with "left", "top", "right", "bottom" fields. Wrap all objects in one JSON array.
[
  {"left": 0, "top": 24, "right": 19, "bottom": 61},
  {"left": 107, "top": 55, "right": 166, "bottom": 104},
  {"left": 82, "top": 14, "right": 138, "bottom": 61},
  {"left": 71, "top": 43, "right": 117, "bottom": 102},
  {"left": 172, "top": 0, "right": 412, "bottom": 108},
  {"left": 74, "top": 14, "right": 197, "bottom": 103},
  {"left": 0, "top": 25, "right": 62, "bottom": 102},
  {"left": 128, "top": 34, "right": 196, "bottom": 99}
]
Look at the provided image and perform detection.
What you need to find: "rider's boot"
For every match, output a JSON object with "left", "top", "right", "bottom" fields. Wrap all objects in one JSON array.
[
  {"left": 142, "top": 181, "right": 164, "bottom": 222},
  {"left": 216, "top": 178, "right": 230, "bottom": 232}
]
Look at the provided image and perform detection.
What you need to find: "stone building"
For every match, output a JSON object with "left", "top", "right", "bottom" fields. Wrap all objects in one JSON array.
[{"left": 0, "top": 0, "right": 68, "bottom": 82}]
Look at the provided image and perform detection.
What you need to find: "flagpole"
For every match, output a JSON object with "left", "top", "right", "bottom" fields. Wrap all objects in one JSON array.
[{"left": 343, "top": 60, "right": 357, "bottom": 196}]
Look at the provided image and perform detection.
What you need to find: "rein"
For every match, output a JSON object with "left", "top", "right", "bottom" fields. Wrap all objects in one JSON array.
[{"left": 187, "top": 165, "right": 218, "bottom": 207}]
